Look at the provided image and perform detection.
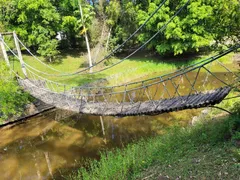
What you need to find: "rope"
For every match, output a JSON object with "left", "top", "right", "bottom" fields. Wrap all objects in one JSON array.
[
  {"left": 70, "top": 45, "right": 240, "bottom": 92},
  {"left": 86, "top": 0, "right": 191, "bottom": 75},
  {"left": 26, "top": 52, "right": 237, "bottom": 99},
  {"left": 0, "top": 42, "right": 70, "bottom": 91}
]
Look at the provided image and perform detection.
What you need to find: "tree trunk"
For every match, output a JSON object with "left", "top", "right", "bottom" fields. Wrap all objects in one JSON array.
[
  {"left": 106, "top": 27, "right": 112, "bottom": 52},
  {"left": 78, "top": 0, "right": 93, "bottom": 73},
  {"left": 93, "top": 21, "right": 106, "bottom": 63},
  {"left": 84, "top": 33, "right": 93, "bottom": 72}
]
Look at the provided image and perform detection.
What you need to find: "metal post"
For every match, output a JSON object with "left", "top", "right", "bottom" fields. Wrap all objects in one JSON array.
[
  {"left": 13, "top": 31, "right": 27, "bottom": 77},
  {"left": 0, "top": 34, "right": 10, "bottom": 67}
]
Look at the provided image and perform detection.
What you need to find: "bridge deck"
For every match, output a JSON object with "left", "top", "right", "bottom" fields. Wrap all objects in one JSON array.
[{"left": 19, "top": 79, "right": 231, "bottom": 116}]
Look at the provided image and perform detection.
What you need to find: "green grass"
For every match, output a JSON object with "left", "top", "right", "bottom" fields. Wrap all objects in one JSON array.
[
  {"left": 9, "top": 51, "right": 236, "bottom": 87},
  {"left": 70, "top": 111, "right": 240, "bottom": 180}
]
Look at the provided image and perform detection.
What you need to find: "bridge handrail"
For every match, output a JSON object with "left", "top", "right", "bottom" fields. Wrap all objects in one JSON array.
[
  {"left": 23, "top": 44, "right": 239, "bottom": 92},
  {"left": 4, "top": 35, "right": 239, "bottom": 95},
  {"left": 23, "top": 45, "right": 239, "bottom": 98}
]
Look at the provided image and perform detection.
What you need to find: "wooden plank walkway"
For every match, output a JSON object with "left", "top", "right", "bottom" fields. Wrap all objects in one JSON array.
[{"left": 19, "top": 79, "right": 231, "bottom": 117}]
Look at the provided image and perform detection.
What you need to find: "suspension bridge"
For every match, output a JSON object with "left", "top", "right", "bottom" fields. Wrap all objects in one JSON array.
[{"left": 0, "top": 0, "right": 239, "bottom": 117}]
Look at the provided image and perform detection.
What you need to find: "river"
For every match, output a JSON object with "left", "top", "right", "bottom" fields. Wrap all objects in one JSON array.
[{"left": 0, "top": 69, "right": 237, "bottom": 179}]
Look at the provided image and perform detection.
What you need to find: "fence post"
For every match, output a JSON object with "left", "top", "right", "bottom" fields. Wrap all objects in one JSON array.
[
  {"left": 13, "top": 31, "right": 27, "bottom": 77},
  {"left": 0, "top": 34, "right": 10, "bottom": 67}
]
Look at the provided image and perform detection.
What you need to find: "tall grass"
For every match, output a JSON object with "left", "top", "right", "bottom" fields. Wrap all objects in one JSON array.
[{"left": 70, "top": 111, "right": 240, "bottom": 179}]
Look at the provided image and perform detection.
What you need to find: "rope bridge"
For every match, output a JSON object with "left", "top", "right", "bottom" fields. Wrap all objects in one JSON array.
[
  {"left": 0, "top": 0, "right": 239, "bottom": 116},
  {"left": 16, "top": 45, "right": 239, "bottom": 116}
]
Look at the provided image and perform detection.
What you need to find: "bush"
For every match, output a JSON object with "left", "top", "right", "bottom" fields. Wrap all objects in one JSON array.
[{"left": 0, "top": 62, "right": 31, "bottom": 123}]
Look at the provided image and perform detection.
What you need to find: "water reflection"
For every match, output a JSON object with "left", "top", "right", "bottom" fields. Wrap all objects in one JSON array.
[
  {"left": 0, "top": 69, "right": 236, "bottom": 179},
  {"left": 0, "top": 107, "right": 200, "bottom": 179}
]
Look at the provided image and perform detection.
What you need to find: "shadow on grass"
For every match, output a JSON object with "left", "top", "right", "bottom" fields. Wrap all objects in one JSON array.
[
  {"left": 58, "top": 73, "right": 109, "bottom": 87},
  {"left": 20, "top": 49, "right": 89, "bottom": 65},
  {"left": 118, "top": 50, "right": 208, "bottom": 69},
  {"left": 52, "top": 49, "right": 86, "bottom": 65}
]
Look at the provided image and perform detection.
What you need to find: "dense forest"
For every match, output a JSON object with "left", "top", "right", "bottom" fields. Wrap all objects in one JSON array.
[{"left": 0, "top": 0, "right": 239, "bottom": 61}]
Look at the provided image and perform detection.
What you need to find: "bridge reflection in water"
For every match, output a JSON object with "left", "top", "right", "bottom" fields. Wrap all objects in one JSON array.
[{"left": 0, "top": 107, "right": 204, "bottom": 179}]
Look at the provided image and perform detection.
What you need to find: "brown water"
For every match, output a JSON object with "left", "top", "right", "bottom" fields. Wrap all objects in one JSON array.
[
  {"left": 0, "top": 69, "right": 236, "bottom": 179},
  {"left": 0, "top": 109, "right": 200, "bottom": 180}
]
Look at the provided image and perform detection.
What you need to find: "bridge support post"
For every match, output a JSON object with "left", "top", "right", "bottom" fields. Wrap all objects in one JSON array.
[
  {"left": 13, "top": 31, "right": 28, "bottom": 77},
  {"left": 0, "top": 34, "right": 10, "bottom": 67}
]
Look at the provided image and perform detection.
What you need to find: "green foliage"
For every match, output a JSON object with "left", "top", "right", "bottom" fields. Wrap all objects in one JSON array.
[
  {"left": 0, "top": 62, "right": 30, "bottom": 123},
  {"left": 105, "top": 0, "right": 121, "bottom": 27},
  {"left": 136, "top": 0, "right": 240, "bottom": 56},
  {"left": 111, "top": 1, "right": 139, "bottom": 50},
  {"left": 58, "top": 0, "right": 95, "bottom": 48},
  {"left": 88, "top": 18, "right": 102, "bottom": 46},
  {"left": 0, "top": 0, "right": 61, "bottom": 60},
  {"left": 231, "top": 103, "right": 240, "bottom": 115},
  {"left": 0, "top": 0, "right": 239, "bottom": 58},
  {"left": 37, "top": 39, "right": 59, "bottom": 62},
  {"left": 78, "top": 3, "right": 95, "bottom": 29},
  {"left": 62, "top": 16, "right": 79, "bottom": 33}
]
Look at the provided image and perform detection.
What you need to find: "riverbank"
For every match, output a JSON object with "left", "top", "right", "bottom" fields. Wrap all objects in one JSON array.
[
  {"left": 0, "top": 100, "right": 55, "bottom": 127},
  {"left": 10, "top": 51, "right": 237, "bottom": 86},
  {"left": 71, "top": 112, "right": 240, "bottom": 179}
]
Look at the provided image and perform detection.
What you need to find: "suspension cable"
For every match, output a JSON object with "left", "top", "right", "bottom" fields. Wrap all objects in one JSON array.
[
  {"left": 7, "top": 38, "right": 239, "bottom": 94},
  {"left": 3, "top": 37, "right": 240, "bottom": 91}
]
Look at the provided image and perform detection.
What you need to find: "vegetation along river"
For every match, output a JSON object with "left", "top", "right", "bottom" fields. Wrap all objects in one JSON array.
[{"left": 0, "top": 70, "right": 236, "bottom": 179}]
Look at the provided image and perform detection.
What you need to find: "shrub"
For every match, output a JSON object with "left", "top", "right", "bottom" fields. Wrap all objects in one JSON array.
[{"left": 0, "top": 62, "right": 30, "bottom": 123}]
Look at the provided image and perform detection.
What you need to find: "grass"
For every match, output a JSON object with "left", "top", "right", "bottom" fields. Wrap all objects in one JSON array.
[
  {"left": 70, "top": 110, "right": 240, "bottom": 180},
  {"left": 9, "top": 51, "right": 236, "bottom": 87}
]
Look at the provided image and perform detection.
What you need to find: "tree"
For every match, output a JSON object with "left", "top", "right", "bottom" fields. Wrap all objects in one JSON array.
[
  {"left": 111, "top": 1, "right": 139, "bottom": 51},
  {"left": 136, "top": 0, "right": 240, "bottom": 56},
  {"left": 37, "top": 39, "right": 59, "bottom": 62},
  {"left": 77, "top": 0, "right": 94, "bottom": 71},
  {"left": 207, "top": 0, "right": 240, "bottom": 47},
  {"left": 105, "top": 0, "right": 121, "bottom": 51},
  {"left": 0, "top": 0, "right": 61, "bottom": 61}
]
